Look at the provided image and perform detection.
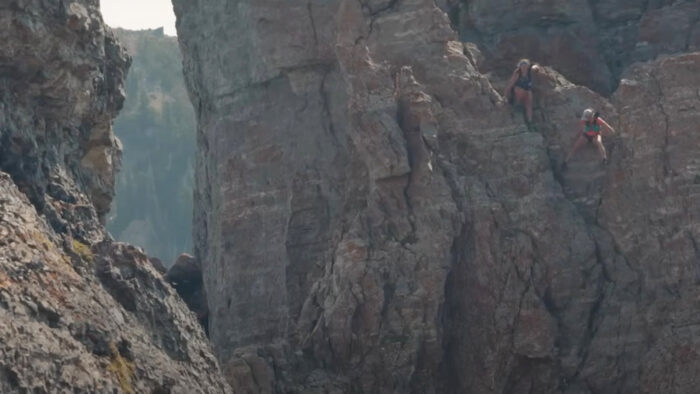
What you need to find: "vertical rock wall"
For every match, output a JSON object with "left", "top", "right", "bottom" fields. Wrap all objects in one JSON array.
[
  {"left": 0, "top": 1, "right": 229, "bottom": 392},
  {"left": 174, "top": 0, "right": 700, "bottom": 392}
]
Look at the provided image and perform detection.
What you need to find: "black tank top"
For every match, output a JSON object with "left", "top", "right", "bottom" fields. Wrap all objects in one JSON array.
[{"left": 514, "top": 66, "right": 532, "bottom": 90}]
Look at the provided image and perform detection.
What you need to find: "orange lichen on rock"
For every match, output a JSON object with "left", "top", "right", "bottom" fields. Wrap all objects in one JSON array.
[{"left": 0, "top": 271, "right": 11, "bottom": 289}]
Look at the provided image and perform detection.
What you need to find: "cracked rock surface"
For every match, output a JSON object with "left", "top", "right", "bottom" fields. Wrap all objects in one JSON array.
[
  {"left": 0, "top": 173, "right": 229, "bottom": 393},
  {"left": 173, "top": 0, "right": 700, "bottom": 392},
  {"left": 0, "top": 1, "right": 229, "bottom": 392},
  {"left": 443, "top": 0, "right": 700, "bottom": 94}
]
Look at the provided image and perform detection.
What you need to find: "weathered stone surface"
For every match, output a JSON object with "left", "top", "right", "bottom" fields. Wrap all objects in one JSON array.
[
  {"left": 0, "top": 1, "right": 229, "bottom": 392},
  {"left": 174, "top": 0, "right": 700, "bottom": 392},
  {"left": 167, "top": 253, "right": 208, "bottom": 332},
  {"left": 446, "top": 0, "right": 700, "bottom": 94},
  {"left": 0, "top": 173, "right": 229, "bottom": 393},
  {"left": 0, "top": 0, "right": 128, "bottom": 233}
]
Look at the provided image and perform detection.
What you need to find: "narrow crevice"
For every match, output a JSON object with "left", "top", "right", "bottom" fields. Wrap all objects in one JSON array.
[
  {"left": 307, "top": 2, "right": 319, "bottom": 47},
  {"left": 393, "top": 150, "right": 418, "bottom": 244},
  {"left": 649, "top": 69, "right": 673, "bottom": 177},
  {"left": 318, "top": 66, "right": 339, "bottom": 144},
  {"left": 509, "top": 269, "right": 533, "bottom": 352},
  {"left": 568, "top": 243, "right": 608, "bottom": 382},
  {"left": 687, "top": 231, "right": 700, "bottom": 281},
  {"left": 689, "top": 231, "right": 700, "bottom": 258},
  {"left": 439, "top": 219, "right": 470, "bottom": 393},
  {"left": 684, "top": 7, "right": 700, "bottom": 51},
  {"left": 358, "top": 0, "right": 401, "bottom": 41}
]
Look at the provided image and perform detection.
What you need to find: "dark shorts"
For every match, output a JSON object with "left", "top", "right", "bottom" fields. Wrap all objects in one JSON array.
[
  {"left": 514, "top": 81, "right": 532, "bottom": 91},
  {"left": 509, "top": 85, "right": 531, "bottom": 105}
]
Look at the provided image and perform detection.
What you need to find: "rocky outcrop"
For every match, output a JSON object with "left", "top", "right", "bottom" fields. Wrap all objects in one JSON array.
[
  {"left": 108, "top": 28, "right": 196, "bottom": 265},
  {"left": 167, "top": 254, "right": 208, "bottom": 332},
  {"left": 443, "top": 0, "right": 700, "bottom": 94},
  {"left": 173, "top": 0, "right": 700, "bottom": 392},
  {"left": 0, "top": 0, "right": 127, "bottom": 240},
  {"left": 0, "top": 173, "right": 228, "bottom": 392},
  {"left": 0, "top": 1, "right": 228, "bottom": 392}
]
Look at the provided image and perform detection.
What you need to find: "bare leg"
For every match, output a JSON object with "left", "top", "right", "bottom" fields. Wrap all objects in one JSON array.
[
  {"left": 513, "top": 87, "right": 525, "bottom": 105},
  {"left": 594, "top": 135, "right": 607, "bottom": 161},
  {"left": 513, "top": 87, "right": 532, "bottom": 123},
  {"left": 565, "top": 134, "right": 588, "bottom": 163},
  {"left": 524, "top": 91, "right": 533, "bottom": 123}
]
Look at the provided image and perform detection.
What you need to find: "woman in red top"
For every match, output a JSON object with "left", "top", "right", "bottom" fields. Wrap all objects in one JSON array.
[{"left": 563, "top": 108, "right": 615, "bottom": 168}]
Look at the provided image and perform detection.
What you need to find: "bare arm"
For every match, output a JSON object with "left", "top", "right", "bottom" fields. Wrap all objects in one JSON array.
[
  {"left": 599, "top": 118, "right": 615, "bottom": 134},
  {"left": 504, "top": 70, "right": 517, "bottom": 97},
  {"left": 576, "top": 121, "right": 584, "bottom": 141}
]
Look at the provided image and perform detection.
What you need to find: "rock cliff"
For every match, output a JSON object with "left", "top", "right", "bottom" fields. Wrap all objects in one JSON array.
[
  {"left": 173, "top": 0, "right": 700, "bottom": 392},
  {"left": 443, "top": 0, "right": 700, "bottom": 94},
  {"left": 0, "top": 1, "right": 228, "bottom": 392}
]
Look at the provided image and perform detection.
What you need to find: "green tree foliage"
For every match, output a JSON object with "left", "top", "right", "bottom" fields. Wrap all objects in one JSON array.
[{"left": 108, "top": 28, "right": 195, "bottom": 265}]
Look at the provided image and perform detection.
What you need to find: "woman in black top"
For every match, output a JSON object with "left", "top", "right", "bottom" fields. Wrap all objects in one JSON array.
[{"left": 504, "top": 59, "right": 541, "bottom": 123}]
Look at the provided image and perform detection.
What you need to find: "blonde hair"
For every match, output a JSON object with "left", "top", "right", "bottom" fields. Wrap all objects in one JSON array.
[
  {"left": 517, "top": 58, "right": 531, "bottom": 67},
  {"left": 581, "top": 108, "right": 595, "bottom": 121}
]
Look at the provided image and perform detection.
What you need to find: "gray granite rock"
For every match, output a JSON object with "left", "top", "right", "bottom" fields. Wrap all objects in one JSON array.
[
  {"left": 0, "top": 172, "right": 229, "bottom": 393},
  {"left": 445, "top": 0, "right": 700, "bottom": 94},
  {"left": 167, "top": 253, "right": 209, "bottom": 332},
  {"left": 0, "top": 1, "right": 230, "bottom": 392},
  {"left": 174, "top": 0, "right": 700, "bottom": 392}
]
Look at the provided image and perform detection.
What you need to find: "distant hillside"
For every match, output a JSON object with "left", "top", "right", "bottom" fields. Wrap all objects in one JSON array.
[{"left": 108, "top": 27, "right": 195, "bottom": 265}]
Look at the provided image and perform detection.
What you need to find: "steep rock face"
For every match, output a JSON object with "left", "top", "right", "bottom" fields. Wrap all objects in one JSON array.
[
  {"left": 174, "top": 0, "right": 700, "bottom": 392},
  {"left": 0, "top": 1, "right": 229, "bottom": 392},
  {"left": 0, "top": 173, "right": 228, "bottom": 392},
  {"left": 578, "top": 54, "right": 700, "bottom": 393},
  {"left": 0, "top": 0, "right": 126, "bottom": 235}
]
